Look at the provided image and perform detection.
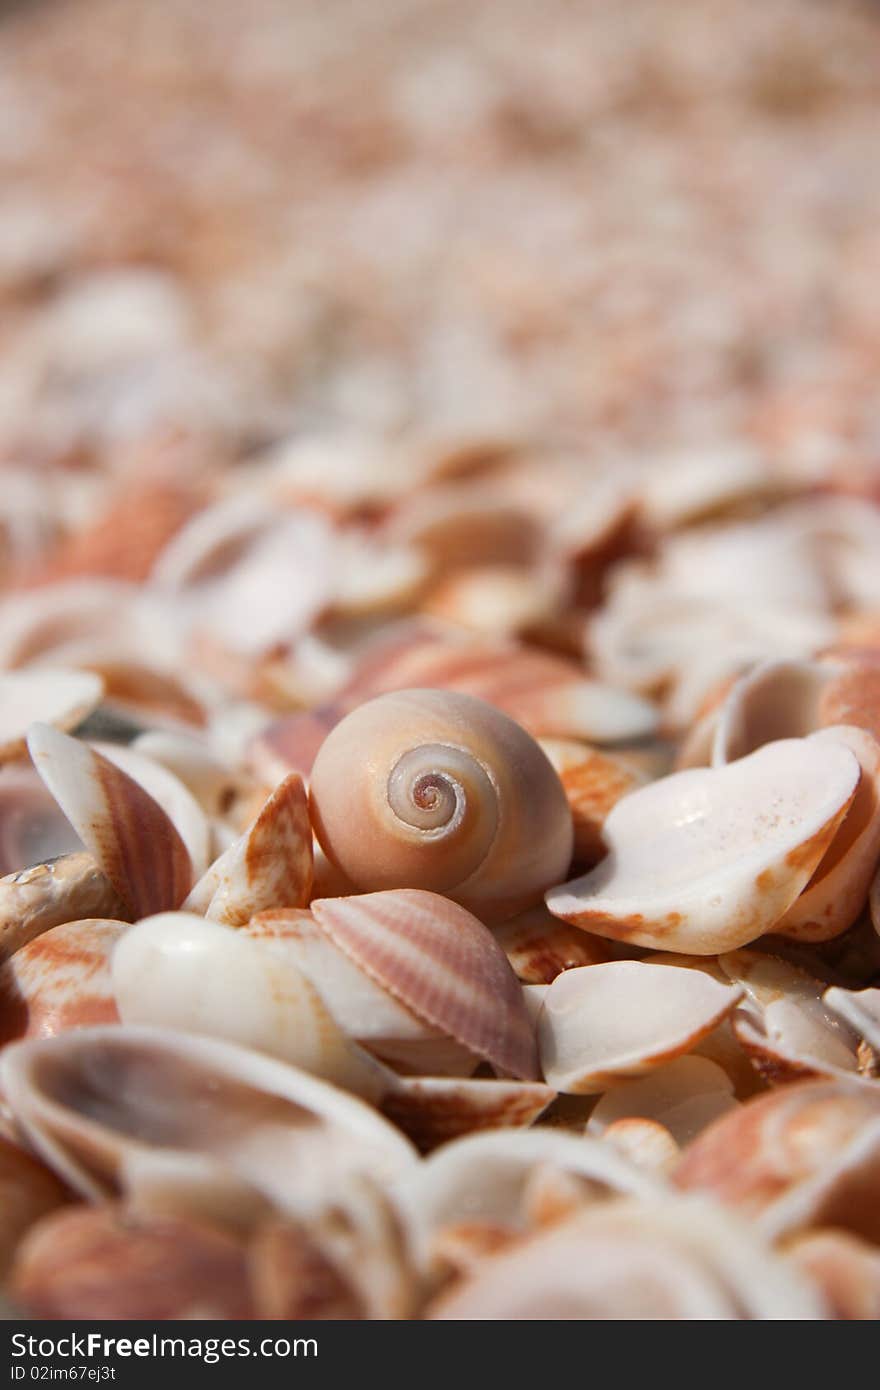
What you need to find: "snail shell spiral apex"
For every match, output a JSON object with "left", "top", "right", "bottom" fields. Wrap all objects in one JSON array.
[{"left": 308, "top": 689, "right": 574, "bottom": 923}]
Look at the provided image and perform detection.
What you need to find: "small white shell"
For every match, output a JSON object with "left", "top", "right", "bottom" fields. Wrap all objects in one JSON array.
[
  {"left": 823, "top": 986, "right": 880, "bottom": 1052},
  {"left": 546, "top": 738, "right": 860, "bottom": 953},
  {"left": 537, "top": 962, "right": 742, "bottom": 1094},
  {"left": 111, "top": 913, "right": 384, "bottom": 1100}
]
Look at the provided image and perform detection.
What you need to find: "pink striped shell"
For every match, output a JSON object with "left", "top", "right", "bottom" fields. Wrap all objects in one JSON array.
[{"left": 310, "top": 889, "right": 539, "bottom": 1081}]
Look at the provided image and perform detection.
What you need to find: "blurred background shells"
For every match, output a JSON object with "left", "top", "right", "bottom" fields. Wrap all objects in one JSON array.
[{"left": 1, "top": 0, "right": 880, "bottom": 1323}]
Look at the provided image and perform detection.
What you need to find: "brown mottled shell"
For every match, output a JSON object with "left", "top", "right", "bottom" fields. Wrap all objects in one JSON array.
[
  {"left": 558, "top": 750, "right": 643, "bottom": 866},
  {"left": 185, "top": 774, "right": 313, "bottom": 925},
  {"left": 311, "top": 889, "right": 540, "bottom": 1080},
  {"left": 0, "top": 919, "right": 125, "bottom": 1045},
  {"left": 0, "top": 1134, "right": 70, "bottom": 1279},
  {"left": 381, "top": 1075, "right": 553, "bottom": 1154},
  {"left": 493, "top": 904, "right": 614, "bottom": 984},
  {"left": 10, "top": 1205, "right": 255, "bottom": 1320},
  {"left": 27, "top": 724, "right": 193, "bottom": 917}
]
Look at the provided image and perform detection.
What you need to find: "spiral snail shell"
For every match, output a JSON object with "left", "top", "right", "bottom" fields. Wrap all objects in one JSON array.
[{"left": 308, "top": 689, "right": 574, "bottom": 923}]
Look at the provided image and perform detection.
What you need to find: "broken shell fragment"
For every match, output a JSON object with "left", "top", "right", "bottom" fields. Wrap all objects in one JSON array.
[
  {"left": 0, "top": 918, "right": 125, "bottom": 1044},
  {"left": 675, "top": 1079, "right": 880, "bottom": 1242},
  {"left": 0, "top": 1026, "right": 417, "bottom": 1223},
  {"left": 0, "top": 854, "right": 126, "bottom": 961},
  {"left": 311, "top": 889, "right": 540, "bottom": 1080},
  {"left": 0, "top": 669, "right": 104, "bottom": 765},
  {"left": 380, "top": 1074, "right": 554, "bottom": 1153},
  {"left": 493, "top": 904, "right": 614, "bottom": 984},
  {"left": 184, "top": 773, "right": 313, "bottom": 924},
  {"left": 26, "top": 724, "right": 194, "bottom": 918},
  {"left": 719, "top": 950, "right": 863, "bottom": 1083},
  {"left": 601, "top": 1118, "right": 681, "bottom": 1173},
  {"left": 537, "top": 962, "right": 742, "bottom": 1094},
  {"left": 309, "top": 689, "right": 573, "bottom": 923},
  {"left": 111, "top": 913, "right": 385, "bottom": 1099},
  {"left": 823, "top": 985, "right": 880, "bottom": 1051},
  {"left": 546, "top": 738, "right": 860, "bottom": 953}
]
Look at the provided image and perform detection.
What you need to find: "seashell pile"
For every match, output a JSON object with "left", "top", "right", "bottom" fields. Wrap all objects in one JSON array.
[{"left": 1, "top": 0, "right": 880, "bottom": 1322}]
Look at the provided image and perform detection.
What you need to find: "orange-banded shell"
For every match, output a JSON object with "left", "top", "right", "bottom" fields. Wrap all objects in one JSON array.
[
  {"left": 546, "top": 738, "right": 860, "bottom": 954},
  {"left": 340, "top": 628, "right": 658, "bottom": 744},
  {"left": 557, "top": 749, "right": 644, "bottom": 866},
  {"left": 537, "top": 962, "right": 743, "bottom": 1094},
  {"left": 246, "top": 909, "right": 478, "bottom": 1077},
  {"left": 184, "top": 773, "right": 313, "bottom": 925},
  {"left": 675, "top": 1079, "right": 880, "bottom": 1242},
  {"left": 310, "top": 889, "right": 540, "bottom": 1081},
  {"left": 0, "top": 919, "right": 125, "bottom": 1044},
  {"left": 26, "top": 724, "right": 193, "bottom": 918},
  {"left": 493, "top": 905, "right": 614, "bottom": 984}
]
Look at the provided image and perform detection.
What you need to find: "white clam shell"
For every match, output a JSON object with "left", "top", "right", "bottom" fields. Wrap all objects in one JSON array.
[
  {"left": 111, "top": 913, "right": 385, "bottom": 1100},
  {"left": 774, "top": 726, "right": 880, "bottom": 942},
  {"left": 711, "top": 659, "right": 831, "bottom": 766},
  {"left": 546, "top": 738, "right": 860, "bottom": 953},
  {"left": 537, "top": 962, "right": 742, "bottom": 1094},
  {"left": 0, "top": 1026, "right": 417, "bottom": 1222},
  {"left": 587, "top": 1056, "right": 739, "bottom": 1147},
  {"left": 0, "top": 669, "right": 103, "bottom": 765}
]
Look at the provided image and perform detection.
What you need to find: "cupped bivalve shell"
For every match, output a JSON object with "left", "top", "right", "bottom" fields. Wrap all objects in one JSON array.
[{"left": 308, "top": 689, "right": 573, "bottom": 923}]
